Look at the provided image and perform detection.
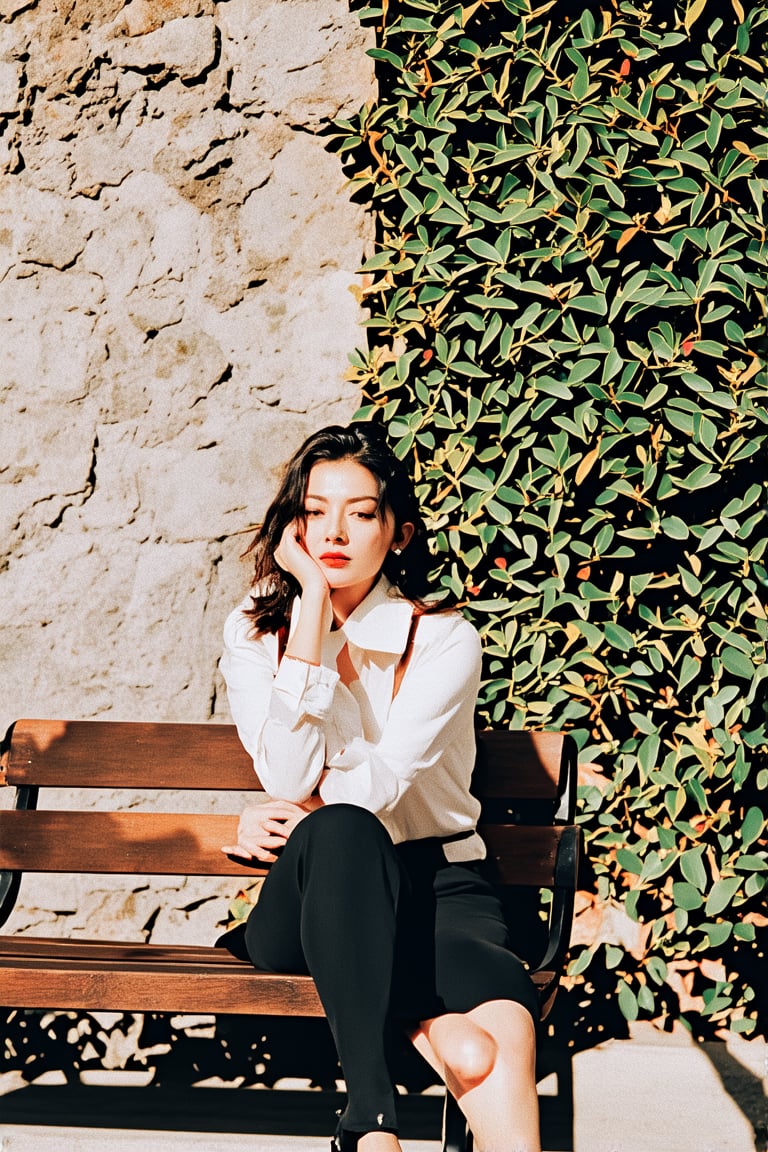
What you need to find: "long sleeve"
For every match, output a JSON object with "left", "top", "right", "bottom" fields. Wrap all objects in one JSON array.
[
  {"left": 221, "top": 580, "right": 485, "bottom": 856},
  {"left": 220, "top": 602, "right": 340, "bottom": 802}
]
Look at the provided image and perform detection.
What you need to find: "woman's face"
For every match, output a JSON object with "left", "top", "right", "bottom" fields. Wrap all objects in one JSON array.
[{"left": 302, "top": 458, "right": 413, "bottom": 602}]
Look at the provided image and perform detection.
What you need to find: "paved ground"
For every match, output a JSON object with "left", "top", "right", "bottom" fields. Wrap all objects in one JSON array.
[{"left": 1, "top": 1027, "right": 765, "bottom": 1152}]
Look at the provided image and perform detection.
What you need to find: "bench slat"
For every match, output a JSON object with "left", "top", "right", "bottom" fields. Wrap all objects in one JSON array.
[
  {"left": 3, "top": 719, "right": 571, "bottom": 802},
  {"left": 0, "top": 937, "right": 554, "bottom": 1015},
  {"left": 0, "top": 810, "right": 259, "bottom": 877},
  {"left": 0, "top": 958, "right": 324, "bottom": 1016},
  {"left": 474, "top": 729, "right": 566, "bottom": 799},
  {"left": 4, "top": 719, "right": 259, "bottom": 791},
  {"left": 0, "top": 809, "right": 572, "bottom": 887},
  {"left": 0, "top": 937, "right": 230, "bottom": 962}
]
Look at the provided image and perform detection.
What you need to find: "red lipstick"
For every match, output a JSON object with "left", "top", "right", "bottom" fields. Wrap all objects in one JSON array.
[{"left": 320, "top": 552, "right": 350, "bottom": 568}]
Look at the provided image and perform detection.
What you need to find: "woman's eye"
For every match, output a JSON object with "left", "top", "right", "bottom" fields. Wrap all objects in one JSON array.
[
  {"left": 304, "top": 509, "right": 322, "bottom": 517},
  {"left": 355, "top": 512, "right": 376, "bottom": 520}
]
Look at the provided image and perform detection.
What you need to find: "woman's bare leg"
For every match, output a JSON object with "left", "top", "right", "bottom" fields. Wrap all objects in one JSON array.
[
  {"left": 357, "top": 1135, "right": 401, "bottom": 1151},
  {"left": 411, "top": 999, "right": 540, "bottom": 1152}
]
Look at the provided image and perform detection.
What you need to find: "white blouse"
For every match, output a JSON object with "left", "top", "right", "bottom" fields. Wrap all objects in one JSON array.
[{"left": 220, "top": 576, "right": 485, "bottom": 862}]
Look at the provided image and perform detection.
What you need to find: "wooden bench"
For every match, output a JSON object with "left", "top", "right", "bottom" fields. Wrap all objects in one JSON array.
[{"left": 0, "top": 718, "right": 581, "bottom": 1152}]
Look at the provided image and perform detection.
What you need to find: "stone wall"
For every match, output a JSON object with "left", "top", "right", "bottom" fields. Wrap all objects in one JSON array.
[{"left": 0, "top": 0, "right": 373, "bottom": 944}]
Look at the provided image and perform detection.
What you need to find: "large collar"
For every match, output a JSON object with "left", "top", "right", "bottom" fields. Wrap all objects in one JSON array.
[{"left": 291, "top": 576, "right": 415, "bottom": 656}]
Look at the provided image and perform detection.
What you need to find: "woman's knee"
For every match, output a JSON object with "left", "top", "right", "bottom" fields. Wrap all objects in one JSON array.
[
  {"left": 428, "top": 1014, "right": 498, "bottom": 1091},
  {"left": 296, "top": 803, "right": 392, "bottom": 853}
]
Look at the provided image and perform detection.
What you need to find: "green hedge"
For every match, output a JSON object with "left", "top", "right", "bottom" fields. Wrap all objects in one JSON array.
[{"left": 334, "top": 0, "right": 768, "bottom": 1035}]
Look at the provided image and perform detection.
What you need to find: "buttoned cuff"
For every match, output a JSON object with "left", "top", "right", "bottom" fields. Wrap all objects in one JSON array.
[{"left": 271, "top": 656, "right": 339, "bottom": 721}]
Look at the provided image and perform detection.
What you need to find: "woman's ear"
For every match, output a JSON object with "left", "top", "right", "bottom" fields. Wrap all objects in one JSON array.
[{"left": 393, "top": 522, "right": 415, "bottom": 552}]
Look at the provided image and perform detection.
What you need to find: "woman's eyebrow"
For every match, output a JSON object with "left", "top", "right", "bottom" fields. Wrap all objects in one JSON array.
[{"left": 304, "top": 494, "right": 379, "bottom": 503}]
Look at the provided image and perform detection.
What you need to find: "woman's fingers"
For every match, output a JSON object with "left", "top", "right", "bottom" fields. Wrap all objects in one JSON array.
[
  {"left": 220, "top": 839, "right": 281, "bottom": 864},
  {"left": 274, "top": 521, "right": 330, "bottom": 594},
  {"left": 220, "top": 844, "right": 253, "bottom": 859},
  {"left": 223, "top": 799, "right": 311, "bottom": 862}
]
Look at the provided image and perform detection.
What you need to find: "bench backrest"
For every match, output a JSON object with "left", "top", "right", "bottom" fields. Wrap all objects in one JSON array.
[{"left": 0, "top": 718, "right": 578, "bottom": 896}]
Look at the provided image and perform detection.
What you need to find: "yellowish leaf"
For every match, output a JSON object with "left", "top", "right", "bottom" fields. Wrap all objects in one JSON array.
[
  {"left": 528, "top": 0, "right": 559, "bottom": 19},
  {"left": 654, "top": 194, "right": 672, "bottom": 225},
  {"left": 617, "top": 226, "right": 640, "bottom": 252},
  {"left": 733, "top": 140, "right": 758, "bottom": 159},
  {"left": 460, "top": 1, "right": 485, "bottom": 26},
  {"left": 735, "top": 354, "right": 761, "bottom": 385},
  {"left": 575, "top": 439, "right": 602, "bottom": 486},
  {"left": 685, "top": 550, "right": 702, "bottom": 578},
  {"left": 731, "top": 0, "right": 745, "bottom": 21},
  {"left": 564, "top": 620, "right": 582, "bottom": 646},
  {"left": 684, "top": 0, "right": 708, "bottom": 33}
]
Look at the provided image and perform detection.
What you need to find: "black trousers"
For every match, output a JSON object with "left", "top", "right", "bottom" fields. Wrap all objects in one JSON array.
[{"left": 233, "top": 804, "right": 538, "bottom": 1135}]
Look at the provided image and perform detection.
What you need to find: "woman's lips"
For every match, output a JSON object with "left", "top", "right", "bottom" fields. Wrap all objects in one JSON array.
[{"left": 320, "top": 554, "right": 350, "bottom": 568}]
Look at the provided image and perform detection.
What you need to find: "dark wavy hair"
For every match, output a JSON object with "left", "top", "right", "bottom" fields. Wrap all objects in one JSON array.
[{"left": 243, "top": 423, "right": 438, "bottom": 634}]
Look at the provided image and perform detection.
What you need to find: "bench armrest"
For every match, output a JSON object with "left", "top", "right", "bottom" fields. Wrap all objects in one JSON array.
[{"left": 532, "top": 824, "right": 581, "bottom": 1018}]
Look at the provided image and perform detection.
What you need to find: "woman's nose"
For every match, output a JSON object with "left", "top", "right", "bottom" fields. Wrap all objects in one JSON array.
[{"left": 326, "top": 519, "right": 348, "bottom": 542}]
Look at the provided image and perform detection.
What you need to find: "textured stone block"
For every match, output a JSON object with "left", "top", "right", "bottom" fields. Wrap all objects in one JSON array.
[
  {"left": 105, "top": 15, "right": 217, "bottom": 80},
  {"left": 0, "top": 59, "right": 20, "bottom": 112}
]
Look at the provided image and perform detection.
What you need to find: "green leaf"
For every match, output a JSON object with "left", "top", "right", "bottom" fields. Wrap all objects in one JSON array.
[
  {"left": 646, "top": 956, "right": 668, "bottom": 985},
  {"left": 703, "top": 922, "right": 733, "bottom": 948},
  {"left": 638, "top": 734, "right": 661, "bottom": 779},
  {"left": 680, "top": 848, "right": 707, "bottom": 891},
  {"left": 721, "top": 647, "right": 754, "bottom": 680},
  {"left": 451, "top": 360, "right": 490, "bottom": 379},
  {"left": 673, "top": 881, "right": 705, "bottom": 910},
  {"left": 568, "top": 294, "right": 608, "bottom": 316},
  {"left": 400, "top": 16, "right": 435, "bottom": 31},
  {"left": 705, "top": 876, "right": 742, "bottom": 917},
  {"left": 618, "top": 980, "right": 639, "bottom": 1022},
  {"left": 678, "top": 654, "right": 700, "bottom": 691},
  {"left": 605, "top": 944, "right": 624, "bottom": 969},
  {"left": 637, "top": 984, "right": 656, "bottom": 1014},
  {"left": 467, "top": 237, "right": 506, "bottom": 263},
  {"left": 463, "top": 467, "right": 495, "bottom": 491},
  {"left": 740, "top": 807, "right": 765, "bottom": 849},
  {"left": 568, "top": 947, "right": 595, "bottom": 977},
  {"left": 418, "top": 171, "right": 468, "bottom": 220},
  {"left": 604, "top": 623, "right": 634, "bottom": 651},
  {"left": 617, "top": 848, "right": 643, "bottom": 875},
  {"left": 661, "top": 516, "right": 690, "bottom": 540}
]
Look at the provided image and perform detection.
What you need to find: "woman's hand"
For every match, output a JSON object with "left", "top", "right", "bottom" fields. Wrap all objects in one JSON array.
[
  {"left": 221, "top": 800, "right": 310, "bottom": 863},
  {"left": 274, "top": 520, "right": 329, "bottom": 597},
  {"left": 274, "top": 520, "right": 333, "bottom": 654}
]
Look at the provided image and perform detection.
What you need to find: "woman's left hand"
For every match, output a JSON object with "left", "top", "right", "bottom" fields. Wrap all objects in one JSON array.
[{"left": 221, "top": 799, "right": 311, "bottom": 863}]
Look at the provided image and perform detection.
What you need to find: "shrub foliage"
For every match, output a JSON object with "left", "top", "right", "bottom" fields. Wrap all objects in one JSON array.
[{"left": 334, "top": 0, "right": 768, "bottom": 1034}]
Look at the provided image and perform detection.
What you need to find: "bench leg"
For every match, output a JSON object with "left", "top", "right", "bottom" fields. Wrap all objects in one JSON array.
[{"left": 442, "top": 1091, "right": 473, "bottom": 1152}]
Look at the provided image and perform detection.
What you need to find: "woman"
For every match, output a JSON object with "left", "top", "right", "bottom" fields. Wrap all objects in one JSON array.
[{"left": 219, "top": 424, "right": 540, "bottom": 1152}]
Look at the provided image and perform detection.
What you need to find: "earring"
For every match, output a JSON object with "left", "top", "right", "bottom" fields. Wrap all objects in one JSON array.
[{"left": 393, "top": 548, "right": 402, "bottom": 556}]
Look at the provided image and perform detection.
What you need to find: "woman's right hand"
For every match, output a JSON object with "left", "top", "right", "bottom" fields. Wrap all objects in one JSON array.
[
  {"left": 221, "top": 800, "right": 310, "bottom": 863},
  {"left": 274, "top": 520, "right": 328, "bottom": 595}
]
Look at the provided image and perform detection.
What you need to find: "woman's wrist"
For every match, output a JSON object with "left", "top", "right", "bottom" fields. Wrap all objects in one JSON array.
[{"left": 284, "top": 584, "right": 332, "bottom": 665}]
